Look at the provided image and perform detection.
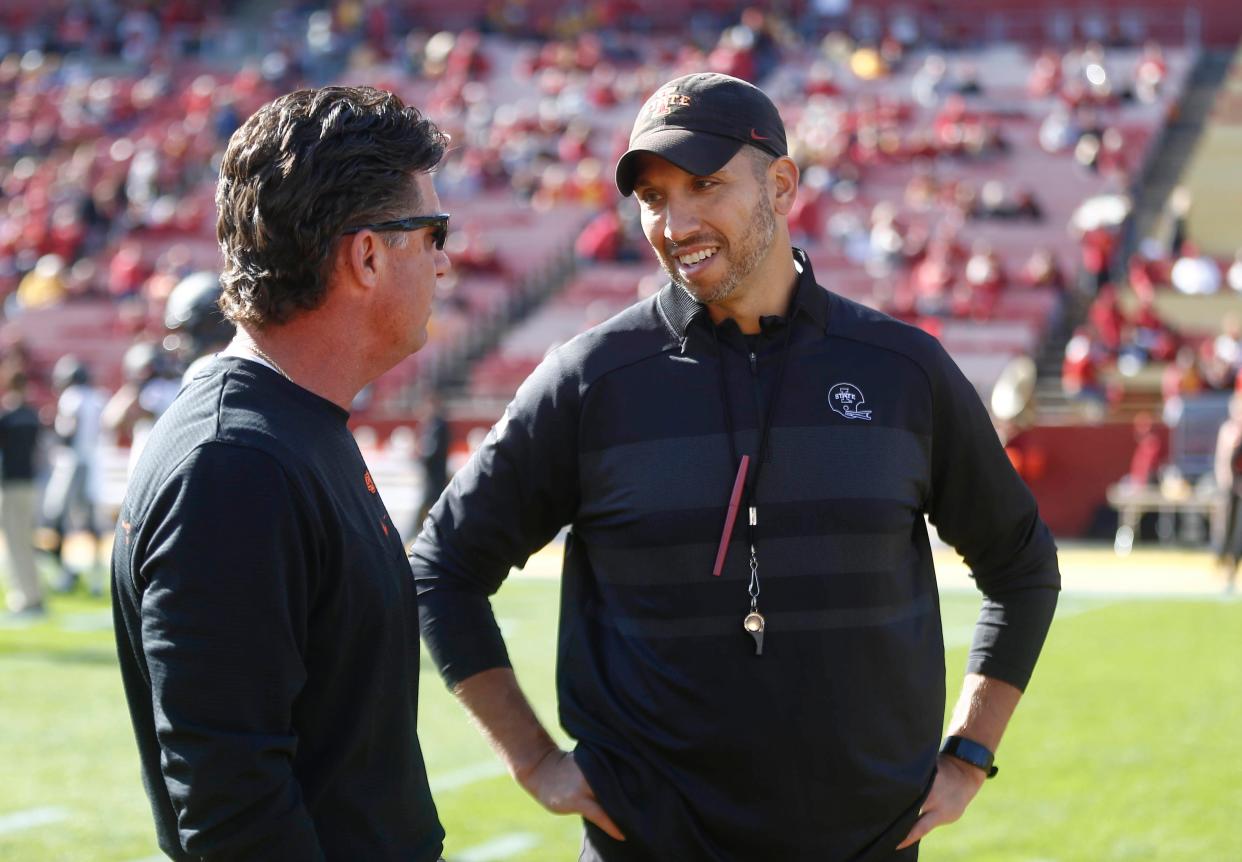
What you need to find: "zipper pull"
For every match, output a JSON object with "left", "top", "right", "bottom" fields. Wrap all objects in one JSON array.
[{"left": 749, "top": 351, "right": 758, "bottom": 374}]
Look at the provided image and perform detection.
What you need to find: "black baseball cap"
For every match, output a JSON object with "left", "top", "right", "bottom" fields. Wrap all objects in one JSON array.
[{"left": 615, "top": 72, "right": 788, "bottom": 197}]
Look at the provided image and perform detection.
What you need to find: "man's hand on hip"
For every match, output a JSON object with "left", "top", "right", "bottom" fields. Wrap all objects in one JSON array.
[
  {"left": 518, "top": 749, "right": 625, "bottom": 842},
  {"left": 895, "top": 754, "right": 987, "bottom": 850}
]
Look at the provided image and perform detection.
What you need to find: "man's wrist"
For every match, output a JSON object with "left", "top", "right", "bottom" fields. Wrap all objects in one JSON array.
[
  {"left": 512, "top": 742, "right": 562, "bottom": 788},
  {"left": 940, "top": 735, "right": 999, "bottom": 778}
]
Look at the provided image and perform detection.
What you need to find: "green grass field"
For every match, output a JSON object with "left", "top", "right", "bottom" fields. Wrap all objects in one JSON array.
[{"left": 2, "top": 565, "right": 1240, "bottom": 861}]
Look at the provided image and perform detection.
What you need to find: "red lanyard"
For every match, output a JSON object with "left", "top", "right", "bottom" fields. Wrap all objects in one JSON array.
[{"left": 709, "top": 318, "right": 796, "bottom": 654}]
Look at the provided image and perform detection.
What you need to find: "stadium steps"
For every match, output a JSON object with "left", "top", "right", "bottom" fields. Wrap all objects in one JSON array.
[
  {"left": 1129, "top": 49, "right": 1233, "bottom": 253},
  {"left": 1032, "top": 49, "right": 1230, "bottom": 421},
  {"left": 434, "top": 244, "right": 580, "bottom": 397},
  {"left": 1031, "top": 289, "right": 1094, "bottom": 419}
]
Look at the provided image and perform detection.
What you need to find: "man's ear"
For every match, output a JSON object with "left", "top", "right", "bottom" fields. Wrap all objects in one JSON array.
[
  {"left": 341, "top": 231, "right": 383, "bottom": 288},
  {"left": 770, "top": 156, "right": 800, "bottom": 217}
]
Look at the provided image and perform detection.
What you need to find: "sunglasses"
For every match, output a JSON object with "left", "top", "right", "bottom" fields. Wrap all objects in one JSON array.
[{"left": 341, "top": 213, "right": 450, "bottom": 250}]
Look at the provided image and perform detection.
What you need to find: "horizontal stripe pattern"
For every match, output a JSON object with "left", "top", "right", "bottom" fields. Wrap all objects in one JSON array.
[
  {"left": 595, "top": 591, "right": 937, "bottom": 639},
  {"left": 586, "top": 531, "right": 914, "bottom": 586},
  {"left": 579, "top": 497, "right": 919, "bottom": 547},
  {"left": 578, "top": 424, "right": 929, "bottom": 523}
]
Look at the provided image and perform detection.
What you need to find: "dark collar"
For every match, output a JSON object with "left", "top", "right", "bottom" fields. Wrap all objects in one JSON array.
[{"left": 658, "top": 247, "right": 829, "bottom": 339}]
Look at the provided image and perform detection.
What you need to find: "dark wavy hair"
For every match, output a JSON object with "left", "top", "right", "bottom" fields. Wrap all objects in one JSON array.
[{"left": 216, "top": 86, "right": 448, "bottom": 327}]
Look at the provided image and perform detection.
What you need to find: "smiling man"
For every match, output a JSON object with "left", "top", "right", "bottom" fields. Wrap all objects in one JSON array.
[
  {"left": 113, "top": 87, "right": 450, "bottom": 861},
  {"left": 412, "top": 73, "right": 1060, "bottom": 860}
]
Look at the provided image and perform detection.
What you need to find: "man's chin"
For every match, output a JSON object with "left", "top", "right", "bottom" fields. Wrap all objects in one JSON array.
[
  {"left": 675, "top": 277, "right": 733, "bottom": 306},
  {"left": 408, "top": 328, "right": 430, "bottom": 356},
  {"left": 661, "top": 265, "right": 711, "bottom": 300}
]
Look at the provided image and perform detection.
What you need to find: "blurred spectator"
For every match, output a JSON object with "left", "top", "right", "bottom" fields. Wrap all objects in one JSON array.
[
  {"left": 1227, "top": 249, "right": 1242, "bottom": 293},
  {"left": 1124, "top": 300, "right": 1179, "bottom": 365},
  {"left": 1161, "top": 346, "right": 1205, "bottom": 425},
  {"left": 445, "top": 226, "right": 504, "bottom": 274},
  {"left": 107, "top": 240, "right": 150, "bottom": 299},
  {"left": 972, "top": 181, "right": 1043, "bottom": 221},
  {"left": 163, "top": 271, "right": 234, "bottom": 384},
  {"left": 0, "top": 371, "right": 44, "bottom": 617},
  {"left": 1133, "top": 42, "right": 1168, "bottom": 104},
  {"left": 909, "top": 238, "right": 956, "bottom": 317},
  {"left": 1198, "top": 336, "right": 1237, "bottom": 392},
  {"left": 1169, "top": 244, "right": 1222, "bottom": 295},
  {"left": 1214, "top": 393, "right": 1242, "bottom": 593},
  {"left": 103, "top": 340, "right": 180, "bottom": 476},
  {"left": 1039, "top": 104, "right": 1079, "bottom": 154},
  {"left": 15, "top": 253, "right": 67, "bottom": 309},
  {"left": 1019, "top": 248, "right": 1067, "bottom": 293},
  {"left": 1028, "top": 49, "right": 1062, "bottom": 98},
  {"left": 1126, "top": 241, "right": 1169, "bottom": 305},
  {"left": 1087, "top": 284, "right": 1125, "bottom": 352},
  {"left": 40, "top": 355, "right": 106, "bottom": 595},
  {"left": 911, "top": 55, "right": 950, "bottom": 107},
  {"left": 1165, "top": 185, "right": 1192, "bottom": 258},
  {"left": 1096, "top": 127, "right": 1128, "bottom": 178},
  {"left": 412, "top": 393, "right": 450, "bottom": 535},
  {"left": 787, "top": 182, "right": 826, "bottom": 245},
  {"left": 962, "top": 243, "right": 1006, "bottom": 318},
  {"left": 1077, "top": 225, "right": 1118, "bottom": 294},
  {"left": 866, "top": 202, "right": 906, "bottom": 276},
  {"left": 828, "top": 210, "right": 871, "bottom": 263},
  {"left": 576, "top": 204, "right": 642, "bottom": 263},
  {"left": 1062, "top": 329, "right": 1106, "bottom": 416},
  {"left": 1213, "top": 314, "right": 1242, "bottom": 373},
  {"left": 1074, "top": 130, "right": 1103, "bottom": 172},
  {"left": 1124, "top": 412, "right": 1167, "bottom": 487}
]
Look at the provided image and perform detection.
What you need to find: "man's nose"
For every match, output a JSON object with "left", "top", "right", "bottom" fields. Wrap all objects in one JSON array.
[{"left": 662, "top": 196, "right": 703, "bottom": 245}]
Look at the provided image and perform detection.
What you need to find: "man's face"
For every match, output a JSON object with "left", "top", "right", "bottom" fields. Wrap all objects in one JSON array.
[
  {"left": 377, "top": 172, "right": 450, "bottom": 358},
  {"left": 631, "top": 148, "right": 776, "bottom": 307}
]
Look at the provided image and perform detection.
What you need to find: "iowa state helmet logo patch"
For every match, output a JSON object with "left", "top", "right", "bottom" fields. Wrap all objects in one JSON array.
[{"left": 828, "top": 382, "right": 872, "bottom": 420}]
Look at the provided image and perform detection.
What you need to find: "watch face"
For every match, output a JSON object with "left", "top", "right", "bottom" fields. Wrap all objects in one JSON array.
[{"left": 942, "top": 736, "right": 996, "bottom": 776}]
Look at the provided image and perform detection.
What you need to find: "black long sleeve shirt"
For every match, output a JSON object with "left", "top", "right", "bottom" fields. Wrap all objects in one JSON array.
[
  {"left": 113, "top": 357, "right": 443, "bottom": 861},
  {"left": 412, "top": 250, "right": 1059, "bottom": 861}
]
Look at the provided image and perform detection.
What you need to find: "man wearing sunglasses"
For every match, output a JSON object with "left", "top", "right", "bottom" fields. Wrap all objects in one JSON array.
[{"left": 113, "top": 86, "right": 450, "bottom": 861}]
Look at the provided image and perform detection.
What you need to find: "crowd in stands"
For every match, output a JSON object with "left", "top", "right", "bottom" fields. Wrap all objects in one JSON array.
[
  {"left": 460, "top": 22, "right": 1198, "bottom": 409},
  {"left": 1062, "top": 185, "right": 1242, "bottom": 425},
  {"left": 0, "top": 1, "right": 1209, "bottom": 436},
  {"left": 4, "top": 0, "right": 1242, "bottom": 584}
]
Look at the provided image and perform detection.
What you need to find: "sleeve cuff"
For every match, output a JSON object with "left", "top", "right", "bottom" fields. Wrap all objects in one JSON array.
[{"left": 418, "top": 588, "right": 513, "bottom": 688}]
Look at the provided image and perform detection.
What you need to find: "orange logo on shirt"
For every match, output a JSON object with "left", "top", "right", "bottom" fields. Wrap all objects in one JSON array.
[{"left": 364, "top": 471, "right": 377, "bottom": 494}]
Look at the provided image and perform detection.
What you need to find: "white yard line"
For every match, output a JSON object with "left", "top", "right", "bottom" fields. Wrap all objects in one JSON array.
[
  {"left": 454, "top": 832, "right": 540, "bottom": 862},
  {"left": 943, "top": 595, "right": 1122, "bottom": 649},
  {"left": 428, "top": 760, "right": 507, "bottom": 793},
  {"left": 60, "top": 611, "right": 115, "bottom": 632},
  {"left": 0, "top": 806, "right": 70, "bottom": 835}
]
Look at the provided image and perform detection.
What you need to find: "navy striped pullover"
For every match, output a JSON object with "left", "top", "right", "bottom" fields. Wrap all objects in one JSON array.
[{"left": 412, "top": 249, "right": 1059, "bottom": 861}]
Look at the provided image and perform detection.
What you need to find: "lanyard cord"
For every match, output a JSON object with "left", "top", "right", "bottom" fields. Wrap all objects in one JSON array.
[{"left": 711, "top": 316, "right": 797, "bottom": 558}]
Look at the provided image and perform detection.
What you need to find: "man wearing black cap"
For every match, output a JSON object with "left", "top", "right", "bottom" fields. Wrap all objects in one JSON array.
[{"left": 413, "top": 73, "right": 1060, "bottom": 860}]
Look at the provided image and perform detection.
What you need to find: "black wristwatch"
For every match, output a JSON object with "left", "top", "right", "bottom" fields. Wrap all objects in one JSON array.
[{"left": 940, "top": 735, "right": 999, "bottom": 778}]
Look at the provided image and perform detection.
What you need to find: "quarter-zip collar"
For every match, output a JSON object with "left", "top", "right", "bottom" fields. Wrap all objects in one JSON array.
[{"left": 657, "top": 247, "right": 830, "bottom": 341}]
